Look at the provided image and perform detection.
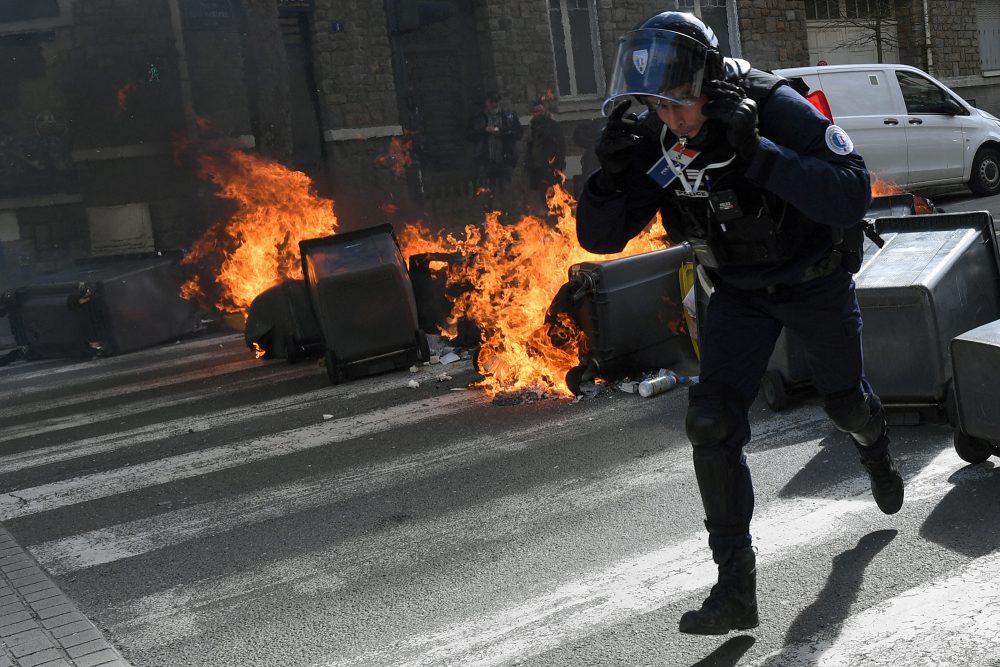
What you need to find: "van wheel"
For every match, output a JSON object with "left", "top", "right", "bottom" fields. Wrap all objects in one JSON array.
[{"left": 969, "top": 146, "right": 1000, "bottom": 196}]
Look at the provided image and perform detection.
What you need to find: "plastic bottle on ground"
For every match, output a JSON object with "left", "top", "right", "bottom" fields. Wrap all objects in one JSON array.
[{"left": 638, "top": 373, "right": 678, "bottom": 397}]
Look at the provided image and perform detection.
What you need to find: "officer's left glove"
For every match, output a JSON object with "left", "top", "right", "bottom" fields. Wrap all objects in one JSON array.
[{"left": 702, "top": 80, "right": 760, "bottom": 161}]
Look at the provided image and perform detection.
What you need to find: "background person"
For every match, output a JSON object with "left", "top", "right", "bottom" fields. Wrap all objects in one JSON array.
[
  {"left": 469, "top": 91, "right": 523, "bottom": 211},
  {"left": 525, "top": 98, "right": 566, "bottom": 210}
]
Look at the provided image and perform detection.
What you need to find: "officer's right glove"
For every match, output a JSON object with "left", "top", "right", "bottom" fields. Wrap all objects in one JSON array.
[{"left": 594, "top": 99, "right": 645, "bottom": 193}]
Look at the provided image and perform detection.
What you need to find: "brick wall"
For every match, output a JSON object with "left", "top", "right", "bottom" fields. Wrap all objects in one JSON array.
[
  {"left": 474, "top": 0, "right": 556, "bottom": 111},
  {"left": 928, "top": 0, "right": 980, "bottom": 78},
  {"left": 735, "top": 1, "right": 809, "bottom": 71},
  {"left": 311, "top": 0, "right": 397, "bottom": 129},
  {"left": 893, "top": 0, "right": 926, "bottom": 68}
]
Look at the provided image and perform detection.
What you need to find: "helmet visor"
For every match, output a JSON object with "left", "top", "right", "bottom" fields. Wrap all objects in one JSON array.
[{"left": 602, "top": 29, "right": 711, "bottom": 115}]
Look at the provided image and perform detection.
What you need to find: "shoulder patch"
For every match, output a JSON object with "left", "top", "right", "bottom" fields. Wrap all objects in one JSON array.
[{"left": 825, "top": 125, "right": 854, "bottom": 155}]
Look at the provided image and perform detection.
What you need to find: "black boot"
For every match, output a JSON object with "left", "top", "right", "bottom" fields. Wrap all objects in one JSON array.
[
  {"left": 678, "top": 547, "right": 759, "bottom": 635},
  {"left": 862, "top": 452, "right": 904, "bottom": 514}
]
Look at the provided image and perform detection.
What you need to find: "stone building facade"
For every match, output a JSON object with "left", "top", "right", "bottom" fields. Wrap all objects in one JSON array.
[{"left": 0, "top": 0, "right": 997, "bottom": 289}]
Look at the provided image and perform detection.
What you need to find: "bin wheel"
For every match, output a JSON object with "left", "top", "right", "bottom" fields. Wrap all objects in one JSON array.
[
  {"left": 761, "top": 371, "right": 788, "bottom": 412},
  {"left": 324, "top": 350, "right": 344, "bottom": 385},
  {"left": 953, "top": 431, "right": 993, "bottom": 464},
  {"left": 415, "top": 330, "right": 430, "bottom": 363},
  {"left": 565, "top": 364, "right": 585, "bottom": 396}
]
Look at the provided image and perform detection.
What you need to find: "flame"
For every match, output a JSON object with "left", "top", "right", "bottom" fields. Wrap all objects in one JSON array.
[
  {"left": 398, "top": 181, "right": 665, "bottom": 397},
  {"left": 117, "top": 81, "right": 138, "bottom": 111},
  {"left": 251, "top": 342, "right": 266, "bottom": 359},
  {"left": 870, "top": 174, "right": 932, "bottom": 214},
  {"left": 180, "top": 146, "right": 338, "bottom": 316},
  {"left": 374, "top": 133, "right": 414, "bottom": 178}
]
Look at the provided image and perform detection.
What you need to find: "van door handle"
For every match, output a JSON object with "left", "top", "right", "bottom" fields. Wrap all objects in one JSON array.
[
  {"left": 883, "top": 118, "right": 899, "bottom": 125},
  {"left": 908, "top": 118, "right": 923, "bottom": 124}
]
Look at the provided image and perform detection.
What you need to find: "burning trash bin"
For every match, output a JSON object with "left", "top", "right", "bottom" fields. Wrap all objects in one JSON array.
[
  {"left": 244, "top": 279, "right": 323, "bottom": 362},
  {"left": 554, "top": 244, "right": 699, "bottom": 394},
  {"left": 408, "top": 252, "right": 482, "bottom": 349},
  {"left": 300, "top": 224, "right": 429, "bottom": 384}
]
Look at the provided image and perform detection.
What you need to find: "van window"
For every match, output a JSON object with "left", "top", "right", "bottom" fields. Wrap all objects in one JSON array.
[
  {"left": 816, "top": 70, "right": 895, "bottom": 116},
  {"left": 895, "top": 70, "right": 957, "bottom": 114}
]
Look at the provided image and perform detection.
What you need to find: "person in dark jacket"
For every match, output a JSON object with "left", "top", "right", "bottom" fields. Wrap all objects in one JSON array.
[
  {"left": 469, "top": 91, "right": 523, "bottom": 209},
  {"left": 576, "top": 11, "right": 904, "bottom": 636},
  {"left": 526, "top": 99, "right": 567, "bottom": 203}
]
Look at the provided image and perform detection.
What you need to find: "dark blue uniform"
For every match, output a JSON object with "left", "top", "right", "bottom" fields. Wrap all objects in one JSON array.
[{"left": 577, "top": 72, "right": 883, "bottom": 562}]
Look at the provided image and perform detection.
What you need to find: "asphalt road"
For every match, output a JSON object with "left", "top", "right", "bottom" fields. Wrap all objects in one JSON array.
[{"left": 2, "top": 189, "right": 1000, "bottom": 667}]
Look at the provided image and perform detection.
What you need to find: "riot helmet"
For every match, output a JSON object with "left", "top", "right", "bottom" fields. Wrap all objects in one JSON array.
[{"left": 602, "top": 11, "right": 723, "bottom": 115}]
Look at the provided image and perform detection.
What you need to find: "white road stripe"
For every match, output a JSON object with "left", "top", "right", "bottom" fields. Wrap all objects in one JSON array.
[
  {"left": 0, "top": 354, "right": 263, "bottom": 417},
  {"left": 0, "top": 334, "right": 246, "bottom": 395},
  {"left": 28, "top": 402, "right": 824, "bottom": 574},
  {"left": 31, "top": 396, "right": 639, "bottom": 574},
  {"left": 101, "top": 437, "right": 693, "bottom": 650},
  {"left": 751, "top": 550, "right": 1000, "bottom": 666},
  {"left": 0, "top": 363, "right": 469, "bottom": 475},
  {"left": 0, "top": 390, "right": 482, "bottom": 520},
  {"left": 0, "top": 360, "right": 311, "bottom": 441},
  {"left": 314, "top": 447, "right": 963, "bottom": 667}
]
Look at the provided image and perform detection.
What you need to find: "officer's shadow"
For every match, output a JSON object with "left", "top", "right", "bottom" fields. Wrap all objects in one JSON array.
[
  {"left": 688, "top": 635, "right": 755, "bottom": 667},
  {"left": 777, "top": 427, "right": 943, "bottom": 500},
  {"left": 757, "top": 528, "right": 897, "bottom": 667},
  {"left": 920, "top": 460, "right": 1000, "bottom": 556}
]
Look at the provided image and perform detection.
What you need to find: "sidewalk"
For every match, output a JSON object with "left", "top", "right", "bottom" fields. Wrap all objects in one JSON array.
[{"left": 0, "top": 526, "right": 131, "bottom": 667}]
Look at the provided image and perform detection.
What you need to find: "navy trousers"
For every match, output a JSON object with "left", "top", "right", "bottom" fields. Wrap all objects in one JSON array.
[{"left": 690, "top": 266, "right": 869, "bottom": 560}]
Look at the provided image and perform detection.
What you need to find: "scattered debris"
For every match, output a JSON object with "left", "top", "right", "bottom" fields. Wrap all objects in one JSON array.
[
  {"left": 322, "top": 414, "right": 334, "bottom": 420},
  {"left": 439, "top": 351, "right": 461, "bottom": 365},
  {"left": 618, "top": 380, "right": 639, "bottom": 394},
  {"left": 407, "top": 379, "right": 420, "bottom": 389},
  {"left": 436, "top": 373, "right": 453, "bottom": 382},
  {"left": 409, "top": 365, "right": 419, "bottom": 373}
]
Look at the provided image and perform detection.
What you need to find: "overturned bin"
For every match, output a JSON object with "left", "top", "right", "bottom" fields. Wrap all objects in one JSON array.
[
  {"left": 300, "top": 224, "right": 429, "bottom": 384},
  {"left": 763, "top": 211, "right": 1000, "bottom": 424},
  {"left": 951, "top": 318, "right": 1000, "bottom": 463},
  {"left": 555, "top": 244, "right": 699, "bottom": 393},
  {"left": 2, "top": 252, "right": 203, "bottom": 360},
  {"left": 244, "top": 279, "right": 323, "bottom": 362}
]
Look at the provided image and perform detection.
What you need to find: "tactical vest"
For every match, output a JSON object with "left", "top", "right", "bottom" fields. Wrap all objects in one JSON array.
[{"left": 674, "top": 69, "right": 795, "bottom": 269}]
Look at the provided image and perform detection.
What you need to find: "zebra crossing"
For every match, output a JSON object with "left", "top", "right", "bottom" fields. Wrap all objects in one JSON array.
[{"left": 2, "top": 332, "right": 998, "bottom": 666}]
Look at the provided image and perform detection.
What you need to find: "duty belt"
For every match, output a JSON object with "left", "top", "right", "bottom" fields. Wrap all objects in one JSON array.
[{"left": 765, "top": 251, "right": 843, "bottom": 294}]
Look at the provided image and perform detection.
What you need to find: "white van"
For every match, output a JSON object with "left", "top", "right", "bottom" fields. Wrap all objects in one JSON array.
[{"left": 772, "top": 64, "right": 1000, "bottom": 197}]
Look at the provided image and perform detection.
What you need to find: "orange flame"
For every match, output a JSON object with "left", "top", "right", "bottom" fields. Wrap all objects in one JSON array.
[
  {"left": 398, "top": 181, "right": 665, "bottom": 397},
  {"left": 117, "top": 81, "right": 138, "bottom": 111},
  {"left": 251, "top": 342, "right": 266, "bottom": 359},
  {"left": 180, "top": 147, "right": 338, "bottom": 317},
  {"left": 870, "top": 174, "right": 932, "bottom": 214},
  {"left": 374, "top": 133, "right": 414, "bottom": 178}
]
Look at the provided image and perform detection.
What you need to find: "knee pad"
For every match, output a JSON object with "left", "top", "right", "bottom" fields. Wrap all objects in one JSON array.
[
  {"left": 824, "top": 383, "right": 886, "bottom": 446},
  {"left": 686, "top": 387, "right": 742, "bottom": 449}
]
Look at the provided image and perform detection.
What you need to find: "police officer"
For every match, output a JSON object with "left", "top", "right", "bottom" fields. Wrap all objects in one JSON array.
[{"left": 576, "top": 12, "right": 904, "bottom": 635}]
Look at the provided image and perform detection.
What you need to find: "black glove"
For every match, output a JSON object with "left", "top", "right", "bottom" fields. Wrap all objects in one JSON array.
[
  {"left": 594, "top": 99, "right": 645, "bottom": 192},
  {"left": 702, "top": 80, "right": 760, "bottom": 160}
]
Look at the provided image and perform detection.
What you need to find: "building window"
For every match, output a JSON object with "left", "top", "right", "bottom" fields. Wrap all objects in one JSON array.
[
  {"left": 548, "top": 0, "right": 601, "bottom": 97},
  {"left": 844, "top": 0, "right": 893, "bottom": 19},
  {"left": 671, "top": 0, "right": 738, "bottom": 57},
  {"left": 979, "top": 0, "right": 1000, "bottom": 72},
  {"left": 808, "top": 0, "right": 893, "bottom": 20},
  {"left": 806, "top": 0, "right": 838, "bottom": 20}
]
